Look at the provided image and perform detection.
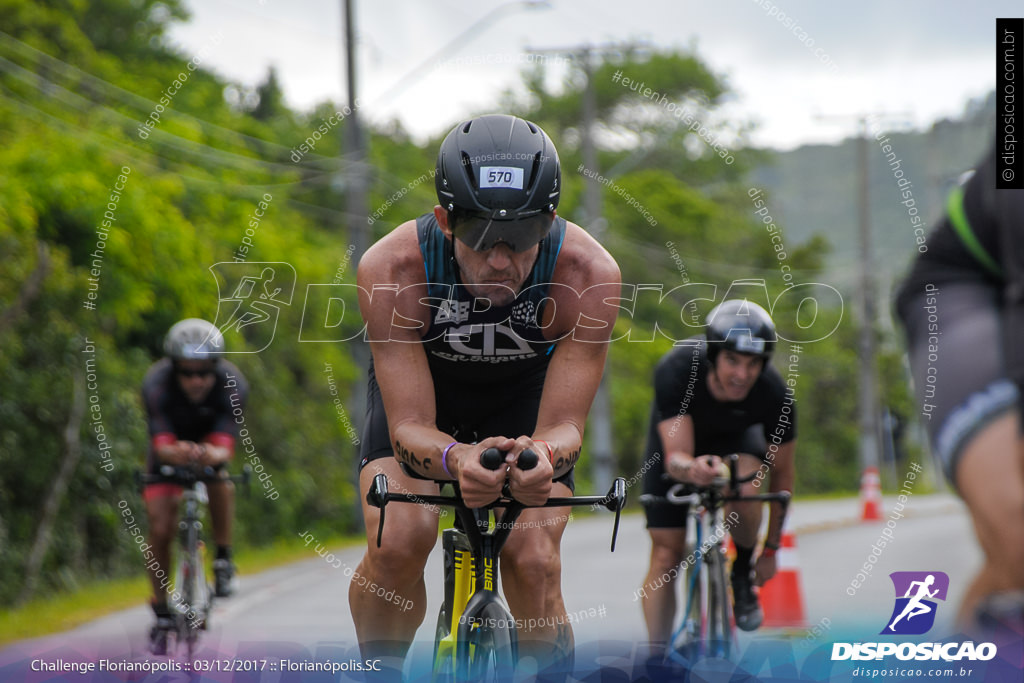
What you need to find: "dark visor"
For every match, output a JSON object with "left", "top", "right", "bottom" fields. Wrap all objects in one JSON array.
[{"left": 452, "top": 212, "right": 554, "bottom": 253}]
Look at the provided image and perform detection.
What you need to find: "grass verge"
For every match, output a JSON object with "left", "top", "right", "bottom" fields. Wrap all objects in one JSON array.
[{"left": 0, "top": 533, "right": 361, "bottom": 648}]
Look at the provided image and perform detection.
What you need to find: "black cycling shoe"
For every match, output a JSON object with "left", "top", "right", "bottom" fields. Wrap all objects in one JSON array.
[
  {"left": 213, "top": 558, "right": 237, "bottom": 598},
  {"left": 149, "top": 604, "right": 176, "bottom": 655},
  {"left": 731, "top": 569, "right": 763, "bottom": 632}
]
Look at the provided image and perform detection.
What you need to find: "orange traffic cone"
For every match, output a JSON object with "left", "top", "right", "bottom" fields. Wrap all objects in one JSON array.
[
  {"left": 860, "top": 466, "right": 883, "bottom": 521},
  {"left": 759, "top": 525, "right": 807, "bottom": 628}
]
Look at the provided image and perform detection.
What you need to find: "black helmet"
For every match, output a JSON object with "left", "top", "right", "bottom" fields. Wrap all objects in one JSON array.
[
  {"left": 164, "top": 318, "right": 225, "bottom": 361},
  {"left": 435, "top": 114, "right": 560, "bottom": 252},
  {"left": 705, "top": 300, "right": 776, "bottom": 364}
]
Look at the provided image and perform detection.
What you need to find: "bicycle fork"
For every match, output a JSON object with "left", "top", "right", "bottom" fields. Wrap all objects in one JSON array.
[{"left": 436, "top": 529, "right": 475, "bottom": 668}]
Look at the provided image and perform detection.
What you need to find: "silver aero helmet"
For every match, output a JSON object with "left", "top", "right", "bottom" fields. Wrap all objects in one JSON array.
[
  {"left": 163, "top": 318, "right": 226, "bottom": 361},
  {"left": 435, "top": 114, "right": 560, "bottom": 252},
  {"left": 705, "top": 300, "right": 776, "bottom": 366}
]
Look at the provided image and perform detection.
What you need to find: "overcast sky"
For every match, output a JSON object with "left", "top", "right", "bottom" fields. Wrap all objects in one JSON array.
[{"left": 168, "top": 0, "right": 1013, "bottom": 150}]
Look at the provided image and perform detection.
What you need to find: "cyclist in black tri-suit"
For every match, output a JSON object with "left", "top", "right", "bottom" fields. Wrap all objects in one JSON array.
[
  {"left": 895, "top": 139, "right": 1024, "bottom": 633},
  {"left": 141, "top": 319, "right": 248, "bottom": 654},
  {"left": 639, "top": 300, "right": 795, "bottom": 647},
  {"left": 351, "top": 114, "right": 621, "bottom": 675}
]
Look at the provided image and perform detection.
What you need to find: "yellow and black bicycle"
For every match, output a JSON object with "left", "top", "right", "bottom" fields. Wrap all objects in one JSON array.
[{"left": 367, "top": 448, "right": 626, "bottom": 682}]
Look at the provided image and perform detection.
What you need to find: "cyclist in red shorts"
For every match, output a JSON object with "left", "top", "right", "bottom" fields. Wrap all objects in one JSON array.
[{"left": 141, "top": 318, "right": 248, "bottom": 654}]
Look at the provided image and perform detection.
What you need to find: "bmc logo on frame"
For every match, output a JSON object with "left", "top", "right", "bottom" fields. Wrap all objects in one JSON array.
[{"left": 831, "top": 571, "right": 998, "bottom": 663}]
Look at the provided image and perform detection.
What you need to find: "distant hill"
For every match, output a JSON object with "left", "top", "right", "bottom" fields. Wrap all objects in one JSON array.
[{"left": 750, "top": 93, "right": 994, "bottom": 310}]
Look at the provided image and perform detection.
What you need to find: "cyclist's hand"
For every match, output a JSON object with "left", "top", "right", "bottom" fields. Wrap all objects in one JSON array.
[
  {"left": 754, "top": 552, "right": 777, "bottom": 586},
  {"left": 161, "top": 441, "right": 200, "bottom": 466},
  {"left": 454, "top": 437, "right": 510, "bottom": 508},
  {"left": 182, "top": 441, "right": 205, "bottom": 465},
  {"left": 196, "top": 444, "right": 215, "bottom": 466},
  {"left": 668, "top": 454, "right": 723, "bottom": 486},
  {"left": 507, "top": 437, "right": 553, "bottom": 506}
]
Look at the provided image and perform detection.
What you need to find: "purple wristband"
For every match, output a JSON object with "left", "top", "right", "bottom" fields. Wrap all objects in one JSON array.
[{"left": 442, "top": 442, "right": 459, "bottom": 479}]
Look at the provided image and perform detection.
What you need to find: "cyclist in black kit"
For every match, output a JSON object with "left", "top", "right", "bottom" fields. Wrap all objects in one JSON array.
[
  {"left": 350, "top": 114, "right": 621, "bottom": 674},
  {"left": 141, "top": 319, "right": 249, "bottom": 654},
  {"left": 895, "top": 140, "right": 1024, "bottom": 634},
  {"left": 639, "top": 300, "right": 795, "bottom": 646}
]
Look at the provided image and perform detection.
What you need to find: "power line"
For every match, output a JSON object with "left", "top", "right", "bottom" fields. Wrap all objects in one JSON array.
[
  {"left": 0, "top": 51, "right": 349, "bottom": 177},
  {"left": 0, "top": 29, "right": 344, "bottom": 166}
]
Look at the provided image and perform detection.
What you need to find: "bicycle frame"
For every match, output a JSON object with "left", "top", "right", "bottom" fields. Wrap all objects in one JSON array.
[
  {"left": 367, "top": 466, "right": 626, "bottom": 681},
  {"left": 639, "top": 453, "right": 791, "bottom": 664},
  {"left": 137, "top": 464, "right": 249, "bottom": 657},
  {"left": 670, "top": 490, "right": 733, "bottom": 663},
  {"left": 174, "top": 482, "right": 210, "bottom": 654}
]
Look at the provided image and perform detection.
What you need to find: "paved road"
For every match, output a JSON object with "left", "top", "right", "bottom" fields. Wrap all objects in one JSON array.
[{"left": 0, "top": 492, "right": 993, "bottom": 680}]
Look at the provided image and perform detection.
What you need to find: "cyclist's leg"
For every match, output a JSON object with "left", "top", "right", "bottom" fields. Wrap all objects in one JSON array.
[
  {"left": 351, "top": 372, "right": 441, "bottom": 666},
  {"left": 898, "top": 278, "right": 1024, "bottom": 629},
  {"left": 498, "top": 484, "right": 573, "bottom": 674},
  {"left": 144, "top": 484, "right": 181, "bottom": 604},
  {"left": 351, "top": 457, "right": 440, "bottom": 659},
  {"left": 709, "top": 428, "right": 766, "bottom": 630},
  {"left": 349, "top": 362, "right": 441, "bottom": 660},
  {"left": 206, "top": 474, "right": 236, "bottom": 596},
  {"left": 725, "top": 449, "right": 767, "bottom": 551},
  {"left": 206, "top": 476, "right": 234, "bottom": 548},
  {"left": 953, "top": 413, "right": 1024, "bottom": 625},
  {"left": 144, "top": 483, "right": 181, "bottom": 651},
  {"left": 642, "top": 528, "right": 688, "bottom": 647},
  {"left": 639, "top": 447, "right": 690, "bottom": 648}
]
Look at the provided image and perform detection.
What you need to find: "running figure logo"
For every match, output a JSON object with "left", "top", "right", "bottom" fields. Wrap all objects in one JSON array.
[
  {"left": 881, "top": 571, "right": 949, "bottom": 635},
  {"left": 209, "top": 262, "right": 296, "bottom": 352}
]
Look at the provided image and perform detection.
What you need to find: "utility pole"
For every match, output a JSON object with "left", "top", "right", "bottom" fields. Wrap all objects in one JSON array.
[
  {"left": 525, "top": 42, "right": 648, "bottom": 492},
  {"left": 817, "top": 111, "right": 910, "bottom": 500},
  {"left": 579, "top": 46, "right": 614, "bottom": 494},
  {"left": 855, "top": 119, "right": 880, "bottom": 480},
  {"left": 343, "top": 0, "right": 368, "bottom": 261},
  {"left": 343, "top": 0, "right": 367, "bottom": 530}
]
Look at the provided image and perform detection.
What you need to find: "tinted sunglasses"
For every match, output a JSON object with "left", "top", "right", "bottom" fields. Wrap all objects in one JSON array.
[
  {"left": 452, "top": 211, "right": 554, "bottom": 253},
  {"left": 176, "top": 367, "right": 216, "bottom": 378}
]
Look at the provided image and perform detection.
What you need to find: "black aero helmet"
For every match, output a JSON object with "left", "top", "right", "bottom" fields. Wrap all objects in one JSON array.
[
  {"left": 705, "top": 300, "right": 776, "bottom": 365},
  {"left": 435, "top": 114, "right": 560, "bottom": 252},
  {"left": 164, "top": 318, "right": 225, "bottom": 361}
]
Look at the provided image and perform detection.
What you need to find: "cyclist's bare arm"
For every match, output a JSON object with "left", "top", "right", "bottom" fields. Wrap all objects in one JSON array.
[
  {"left": 199, "top": 435, "right": 234, "bottom": 467},
  {"left": 656, "top": 416, "right": 721, "bottom": 486},
  {"left": 357, "top": 221, "right": 506, "bottom": 504},
  {"left": 763, "top": 439, "right": 794, "bottom": 548},
  {"left": 154, "top": 440, "right": 194, "bottom": 466},
  {"left": 520, "top": 223, "right": 621, "bottom": 493},
  {"left": 154, "top": 439, "right": 231, "bottom": 467}
]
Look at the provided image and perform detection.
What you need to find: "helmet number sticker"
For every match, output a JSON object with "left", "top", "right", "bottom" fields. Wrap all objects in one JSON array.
[
  {"left": 480, "top": 166, "right": 524, "bottom": 190},
  {"left": 734, "top": 334, "right": 766, "bottom": 354}
]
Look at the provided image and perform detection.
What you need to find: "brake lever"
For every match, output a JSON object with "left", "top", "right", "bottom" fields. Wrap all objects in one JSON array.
[
  {"left": 367, "top": 474, "right": 389, "bottom": 548},
  {"left": 606, "top": 477, "right": 627, "bottom": 552}
]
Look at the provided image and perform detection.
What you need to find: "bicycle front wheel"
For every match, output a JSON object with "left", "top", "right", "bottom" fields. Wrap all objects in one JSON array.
[
  {"left": 457, "top": 602, "right": 516, "bottom": 683},
  {"left": 705, "top": 542, "right": 732, "bottom": 659},
  {"left": 433, "top": 607, "right": 455, "bottom": 683},
  {"left": 173, "top": 526, "right": 209, "bottom": 658}
]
